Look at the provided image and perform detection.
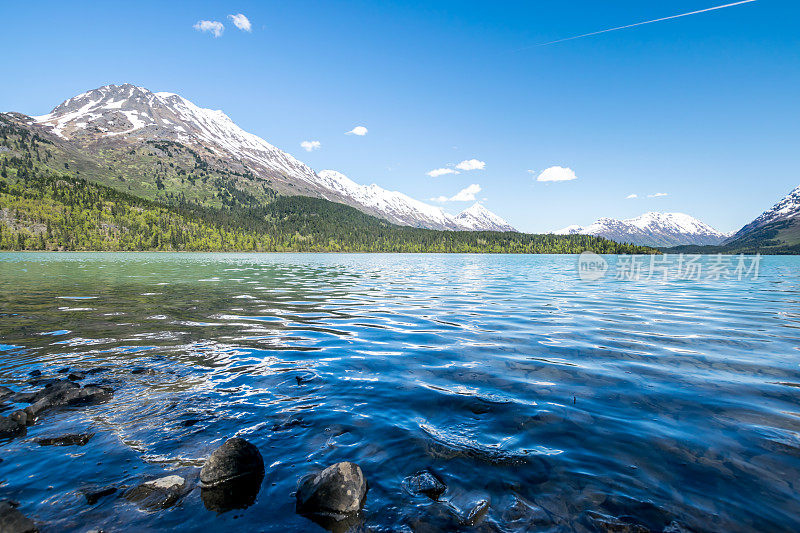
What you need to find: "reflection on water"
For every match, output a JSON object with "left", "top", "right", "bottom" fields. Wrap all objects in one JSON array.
[{"left": 1, "top": 252, "right": 800, "bottom": 532}]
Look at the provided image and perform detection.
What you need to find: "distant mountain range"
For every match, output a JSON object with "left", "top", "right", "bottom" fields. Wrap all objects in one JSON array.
[
  {"left": 555, "top": 185, "right": 800, "bottom": 253},
  {"left": 3, "top": 83, "right": 800, "bottom": 253},
  {"left": 27, "top": 84, "right": 514, "bottom": 232},
  {"left": 555, "top": 212, "right": 731, "bottom": 247}
]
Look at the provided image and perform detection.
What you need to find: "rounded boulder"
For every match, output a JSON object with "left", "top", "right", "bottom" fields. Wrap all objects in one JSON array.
[
  {"left": 200, "top": 437, "right": 264, "bottom": 488},
  {"left": 296, "top": 462, "right": 367, "bottom": 518}
]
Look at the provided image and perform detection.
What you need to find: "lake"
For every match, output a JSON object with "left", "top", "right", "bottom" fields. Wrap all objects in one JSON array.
[{"left": 1, "top": 252, "right": 799, "bottom": 532}]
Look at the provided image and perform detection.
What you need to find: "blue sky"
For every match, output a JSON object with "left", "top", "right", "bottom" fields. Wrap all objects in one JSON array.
[{"left": 1, "top": 0, "right": 797, "bottom": 233}]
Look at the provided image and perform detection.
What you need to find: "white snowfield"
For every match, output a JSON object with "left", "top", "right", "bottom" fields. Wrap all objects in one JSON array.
[{"left": 33, "top": 84, "right": 516, "bottom": 232}]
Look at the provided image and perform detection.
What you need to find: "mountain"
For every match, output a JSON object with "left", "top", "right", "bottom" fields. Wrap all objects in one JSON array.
[
  {"left": 315, "top": 170, "right": 514, "bottom": 232},
  {"left": 727, "top": 185, "right": 800, "bottom": 241},
  {"left": 555, "top": 212, "right": 730, "bottom": 247},
  {"left": 453, "top": 203, "right": 516, "bottom": 232},
  {"left": 719, "top": 185, "right": 800, "bottom": 253},
  {"left": 27, "top": 84, "right": 513, "bottom": 231}
]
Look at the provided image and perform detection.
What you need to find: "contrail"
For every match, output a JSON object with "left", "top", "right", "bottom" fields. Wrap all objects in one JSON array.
[{"left": 536, "top": 0, "right": 756, "bottom": 47}]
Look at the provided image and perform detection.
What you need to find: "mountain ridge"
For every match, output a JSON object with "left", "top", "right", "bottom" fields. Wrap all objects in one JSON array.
[
  {"left": 555, "top": 212, "right": 730, "bottom": 247},
  {"left": 27, "top": 83, "right": 514, "bottom": 232}
]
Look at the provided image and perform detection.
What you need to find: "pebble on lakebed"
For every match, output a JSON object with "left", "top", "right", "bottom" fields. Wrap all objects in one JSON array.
[
  {"left": 296, "top": 461, "right": 368, "bottom": 522},
  {"left": 200, "top": 437, "right": 265, "bottom": 512}
]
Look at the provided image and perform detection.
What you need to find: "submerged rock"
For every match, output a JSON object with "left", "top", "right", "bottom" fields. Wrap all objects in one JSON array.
[
  {"left": 84, "top": 486, "right": 118, "bottom": 506},
  {"left": 201, "top": 472, "right": 264, "bottom": 513},
  {"left": 36, "top": 433, "right": 94, "bottom": 446},
  {"left": 8, "top": 410, "right": 29, "bottom": 427},
  {"left": 403, "top": 470, "right": 447, "bottom": 500},
  {"left": 67, "top": 372, "right": 86, "bottom": 381},
  {"left": 23, "top": 384, "right": 112, "bottom": 421},
  {"left": 296, "top": 462, "right": 368, "bottom": 521},
  {"left": 0, "top": 386, "right": 13, "bottom": 400},
  {"left": 0, "top": 416, "right": 26, "bottom": 440},
  {"left": 0, "top": 500, "right": 37, "bottom": 533},
  {"left": 200, "top": 438, "right": 264, "bottom": 487},
  {"left": 463, "top": 499, "right": 490, "bottom": 526},
  {"left": 126, "top": 476, "right": 189, "bottom": 510}
]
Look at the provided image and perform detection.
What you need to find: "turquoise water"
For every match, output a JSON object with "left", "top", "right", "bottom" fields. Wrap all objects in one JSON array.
[{"left": 1, "top": 252, "right": 799, "bottom": 532}]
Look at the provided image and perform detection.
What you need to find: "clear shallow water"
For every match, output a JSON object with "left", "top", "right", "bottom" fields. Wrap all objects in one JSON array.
[{"left": 0, "top": 252, "right": 799, "bottom": 532}]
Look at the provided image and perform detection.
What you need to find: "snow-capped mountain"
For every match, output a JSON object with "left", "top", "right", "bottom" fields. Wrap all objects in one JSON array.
[
  {"left": 29, "top": 84, "right": 514, "bottom": 232},
  {"left": 453, "top": 203, "right": 516, "bottom": 232},
  {"left": 316, "top": 170, "right": 513, "bottom": 231},
  {"left": 727, "top": 185, "right": 800, "bottom": 241},
  {"left": 555, "top": 212, "right": 729, "bottom": 247}
]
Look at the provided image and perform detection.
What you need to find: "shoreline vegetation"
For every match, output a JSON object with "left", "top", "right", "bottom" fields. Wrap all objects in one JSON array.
[{"left": 0, "top": 117, "right": 654, "bottom": 255}]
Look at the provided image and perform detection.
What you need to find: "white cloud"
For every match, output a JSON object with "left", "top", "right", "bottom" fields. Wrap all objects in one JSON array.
[
  {"left": 431, "top": 184, "right": 482, "bottom": 202},
  {"left": 228, "top": 13, "right": 252, "bottom": 32},
  {"left": 427, "top": 168, "right": 459, "bottom": 178},
  {"left": 300, "top": 140, "right": 321, "bottom": 152},
  {"left": 450, "top": 184, "right": 482, "bottom": 202},
  {"left": 346, "top": 126, "right": 368, "bottom": 136},
  {"left": 535, "top": 166, "right": 577, "bottom": 182},
  {"left": 626, "top": 193, "right": 638, "bottom": 199},
  {"left": 194, "top": 20, "right": 224, "bottom": 38},
  {"left": 455, "top": 159, "right": 486, "bottom": 171},
  {"left": 648, "top": 192, "right": 668, "bottom": 198}
]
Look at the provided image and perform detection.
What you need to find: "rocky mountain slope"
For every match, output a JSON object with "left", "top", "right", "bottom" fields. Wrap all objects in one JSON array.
[
  {"left": 719, "top": 185, "right": 800, "bottom": 253},
  {"left": 24, "top": 84, "right": 513, "bottom": 231},
  {"left": 555, "top": 212, "right": 729, "bottom": 247},
  {"left": 727, "top": 185, "right": 800, "bottom": 242}
]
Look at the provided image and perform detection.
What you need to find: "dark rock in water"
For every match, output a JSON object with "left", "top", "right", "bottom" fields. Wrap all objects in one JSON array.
[
  {"left": 85, "top": 367, "right": 110, "bottom": 375},
  {"left": 130, "top": 367, "right": 157, "bottom": 376},
  {"left": 28, "top": 370, "right": 41, "bottom": 378},
  {"left": 30, "top": 380, "right": 79, "bottom": 403},
  {"left": 201, "top": 472, "right": 264, "bottom": 513},
  {"left": 463, "top": 499, "right": 490, "bottom": 526},
  {"left": 0, "top": 386, "right": 13, "bottom": 400},
  {"left": 0, "top": 417, "right": 26, "bottom": 440},
  {"left": 11, "top": 392, "right": 37, "bottom": 404},
  {"left": 296, "top": 462, "right": 368, "bottom": 521},
  {"left": 84, "top": 486, "right": 118, "bottom": 506},
  {"left": 125, "top": 476, "right": 189, "bottom": 510},
  {"left": 200, "top": 438, "right": 265, "bottom": 487},
  {"left": 8, "top": 410, "right": 29, "bottom": 427},
  {"left": 24, "top": 384, "right": 112, "bottom": 421},
  {"left": 0, "top": 500, "right": 37, "bottom": 533},
  {"left": 57, "top": 368, "right": 70, "bottom": 374},
  {"left": 36, "top": 433, "right": 94, "bottom": 446},
  {"left": 67, "top": 372, "right": 86, "bottom": 381},
  {"left": 403, "top": 470, "right": 447, "bottom": 500}
]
